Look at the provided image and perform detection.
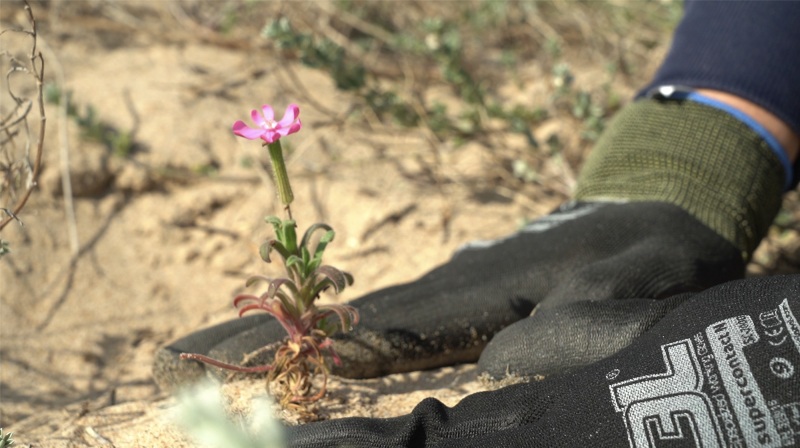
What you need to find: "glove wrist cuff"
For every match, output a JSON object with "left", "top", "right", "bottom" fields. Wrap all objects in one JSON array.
[{"left": 574, "top": 97, "right": 784, "bottom": 260}]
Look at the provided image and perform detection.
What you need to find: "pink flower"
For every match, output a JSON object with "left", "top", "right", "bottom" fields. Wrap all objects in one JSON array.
[{"left": 232, "top": 104, "right": 302, "bottom": 144}]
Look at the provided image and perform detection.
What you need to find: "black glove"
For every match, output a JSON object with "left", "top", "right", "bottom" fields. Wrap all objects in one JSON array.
[
  {"left": 154, "top": 200, "right": 742, "bottom": 389},
  {"left": 285, "top": 275, "right": 800, "bottom": 447},
  {"left": 154, "top": 97, "right": 783, "bottom": 390}
]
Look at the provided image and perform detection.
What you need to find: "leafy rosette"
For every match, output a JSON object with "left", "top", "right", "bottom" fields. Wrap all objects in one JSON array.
[{"left": 182, "top": 218, "right": 358, "bottom": 405}]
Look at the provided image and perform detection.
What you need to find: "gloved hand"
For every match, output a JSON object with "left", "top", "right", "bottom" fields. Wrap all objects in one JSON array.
[
  {"left": 153, "top": 96, "right": 784, "bottom": 390},
  {"left": 285, "top": 275, "right": 800, "bottom": 448}
]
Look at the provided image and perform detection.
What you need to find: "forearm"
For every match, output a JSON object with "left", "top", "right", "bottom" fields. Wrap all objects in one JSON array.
[{"left": 696, "top": 89, "right": 799, "bottom": 163}]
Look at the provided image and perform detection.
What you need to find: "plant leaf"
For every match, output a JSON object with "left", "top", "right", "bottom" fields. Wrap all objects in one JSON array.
[
  {"left": 328, "top": 344, "right": 343, "bottom": 367},
  {"left": 237, "top": 303, "right": 266, "bottom": 317},
  {"left": 344, "top": 271, "right": 354, "bottom": 286},
  {"left": 306, "top": 257, "right": 322, "bottom": 275},
  {"left": 233, "top": 293, "right": 261, "bottom": 308},
  {"left": 259, "top": 241, "right": 274, "bottom": 263},
  {"left": 313, "top": 265, "right": 347, "bottom": 294},
  {"left": 312, "top": 230, "right": 336, "bottom": 262},
  {"left": 245, "top": 275, "right": 271, "bottom": 288},
  {"left": 282, "top": 219, "right": 298, "bottom": 254},
  {"left": 285, "top": 255, "right": 305, "bottom": 273},
  {"left": 274, "top": 290, "right": 300, "bottom": 319},
  {"left": 299, "top": 223, "right": 334, "bottom": 252},
  {"left": 268, "top": 278, "right": 299, "bottom": 299},
  {"left": 265, "top": 216, "right": 283, "bottom": 237},
  {"left": 301, "top": 246, "right": 310, "bottom": 273},
  {"left": 309, "top": 278, "right": 334, "bottom": 300},
  {"left": 270, "top": 240, "right": 292, "bottom": 262},
  {"left": 259, "top": 240, "right": 291, "bottom": 264},
  {"left": 318, "top": 304, "right": 358, "bottom": 333}
]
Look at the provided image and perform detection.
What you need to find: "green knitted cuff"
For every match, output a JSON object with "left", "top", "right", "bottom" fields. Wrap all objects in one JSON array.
[{"left": 574, "top": 98, "right": 785, "bottom": 260}]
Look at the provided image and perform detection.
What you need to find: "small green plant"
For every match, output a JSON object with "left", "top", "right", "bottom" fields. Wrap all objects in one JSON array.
[
  {"left": 572, "top": 90, "right": 606, "bottom": 141},
  {"left": 44, "top": 82, "right": 134, "bottom": 157},
  {"left": 181, "top": 104, "right": 358, "bottom": 408},
  {"left": 262, "top": 14, "right": 547, "bottom": 147},
  {"left": 0, "top": 428, "right": 14, "bottom": 448},
  {"left": 0, "top": 239, "right": 10, "bottom": 260},
  {"left": 551, "top": 65, "right": 609, "bottom": 142}
]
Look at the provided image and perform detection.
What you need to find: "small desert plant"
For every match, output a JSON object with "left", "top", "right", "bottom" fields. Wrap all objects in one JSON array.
[
  {"left": 0, "top": 240, "right": 9, "bottom": 258},
  {"left": 44, "top": 82, "right": 134, "bottom": 158},
  {"left": 181, "top": 104, "right": 358, "bottom": 408}
]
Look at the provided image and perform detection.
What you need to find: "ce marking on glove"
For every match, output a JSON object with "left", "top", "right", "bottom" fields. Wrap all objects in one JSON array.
[
  {"left": 764, "top": 325, "right": 787, "bottom": 346},
  {"left": 759, "top": 305, "right": 788, "bottom": 347}
]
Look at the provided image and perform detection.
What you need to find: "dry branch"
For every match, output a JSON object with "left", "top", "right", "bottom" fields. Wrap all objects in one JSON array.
[{"left": 0, "top": 0, "right": 46, "bottom": 232}]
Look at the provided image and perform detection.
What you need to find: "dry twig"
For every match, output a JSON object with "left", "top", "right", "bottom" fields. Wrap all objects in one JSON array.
[
  {"left": 0, "top": 0, "right": 46, "bottom": 232},
  {"left": 37, "top": 36, "right": 79, "bottom": 257}
]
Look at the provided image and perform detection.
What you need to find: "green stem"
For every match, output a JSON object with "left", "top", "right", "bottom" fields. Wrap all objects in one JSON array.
[{"left": 265, "top": 140, "right": 294, "bottom": 206}]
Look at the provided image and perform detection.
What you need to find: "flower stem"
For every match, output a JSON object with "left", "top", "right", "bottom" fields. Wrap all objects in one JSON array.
[{"left": 265, "top": 140, "right": 294, "bottom": 207}]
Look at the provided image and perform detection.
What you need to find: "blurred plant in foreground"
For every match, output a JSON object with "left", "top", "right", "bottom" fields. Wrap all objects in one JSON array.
[
  {"left": 0, "top": 428, "right": 13, "bottom": 448},
  {"left": 181, "top": 104, "right": 358, "bottom": 409},
  {"left": 174, "top": 380, "right": 285, "bottom": 448}
]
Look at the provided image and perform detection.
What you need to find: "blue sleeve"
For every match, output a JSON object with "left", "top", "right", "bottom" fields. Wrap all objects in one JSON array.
[{"left": 637, "top": 0, "right": 800, "bottom": 188}]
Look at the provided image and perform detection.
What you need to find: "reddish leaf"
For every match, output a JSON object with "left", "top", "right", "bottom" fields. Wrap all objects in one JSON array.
[
  {"left": 233, "top": 294, "right": 261, "bottom": 308},
  {"left": 180, "top": 353, "right": 275, "bottom": 372}
]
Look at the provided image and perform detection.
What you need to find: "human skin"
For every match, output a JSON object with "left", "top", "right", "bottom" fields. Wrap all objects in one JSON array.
[{"left": 697, "top": 88, "right": 800, "bottom": 162}]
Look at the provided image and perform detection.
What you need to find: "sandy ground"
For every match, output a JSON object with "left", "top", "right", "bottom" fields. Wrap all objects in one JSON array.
[{"left": 3, "top": 2, "right": 800, "bottom": 447}]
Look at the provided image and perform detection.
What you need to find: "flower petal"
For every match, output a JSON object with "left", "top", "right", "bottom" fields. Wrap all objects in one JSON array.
[
  {"left": 275, "top": 118, "right": 302, "bottom": 137},
  {"left": 277, "top": 104, "right": 300, "bottom": 128},
  {"left": 287, "top": 119, "right": 302, "bottom": 135},
  {"left": 251, "top": 109, "right": 266, "bottom": 127},
  {"left": 232, "top": 121, "right": 264, "bottom": 140},
  {"left": 261, "top": 105, "right": 275, "bottom": 122},
  {"left": 261, "top": 129, "right": 279, "bottom": 144}
]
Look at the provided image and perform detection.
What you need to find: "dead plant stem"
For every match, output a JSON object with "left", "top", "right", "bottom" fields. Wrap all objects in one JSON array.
[
  {"left": 0, "top": 1, "right": 46, "bottom": 232},
  {"left": 38, "top": 36, "right": 79, "bottom": 257}
]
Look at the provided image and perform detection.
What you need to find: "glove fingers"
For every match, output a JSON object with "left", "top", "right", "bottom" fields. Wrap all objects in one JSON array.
[
  {"left": 538, "top": 208, "right": 743, "bottom": 308},
  {"left": 478, "top": 294, "right": 691, "bottom": 379}
]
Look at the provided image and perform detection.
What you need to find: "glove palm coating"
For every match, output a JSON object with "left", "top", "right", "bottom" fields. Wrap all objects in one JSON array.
[
  {"left": 286, "top": 275, "right": 800, "bottom": 447},
  {"left": 153, "top": 200, "right": 743, "bottom": 390}
]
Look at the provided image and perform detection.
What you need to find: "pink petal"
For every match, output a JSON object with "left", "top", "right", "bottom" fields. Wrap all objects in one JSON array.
[
  {"left": 232, "top": 121, "right": 264, "bottom": 140},
  {"left": 277, "top": 104, "right": 300, "bottom": 128},
  {"left": 287, "top": 119, "right": 302, "bottom": 134},
  {"left": 261, "top": 105, "right": 275, "bottom": 121},
  {"left": 251, "top": 109, "right": 266, "bottom": 127},
  {"left": 274, "top": 119, "right": 302, "bottom": 138},
  {"left": 261, "top": 129, "right": 280, "bottom": 144}
]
